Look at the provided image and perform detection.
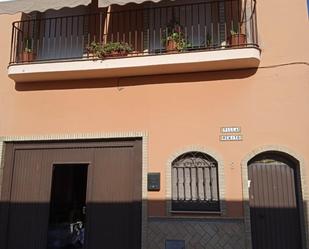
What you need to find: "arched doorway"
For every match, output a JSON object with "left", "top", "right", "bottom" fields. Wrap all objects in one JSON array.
[{"left": 248, "top": 151, "right": 304, "bottom": 249}]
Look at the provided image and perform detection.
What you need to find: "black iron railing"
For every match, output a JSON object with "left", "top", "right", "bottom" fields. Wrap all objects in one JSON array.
[{"left": 9, "top": 0, "right": 258, "bottom": 64}]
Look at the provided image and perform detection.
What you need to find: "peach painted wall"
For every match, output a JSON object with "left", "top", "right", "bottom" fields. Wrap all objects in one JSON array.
[{"left": 0, "top": 0, "right": 309, "bottom": 219}]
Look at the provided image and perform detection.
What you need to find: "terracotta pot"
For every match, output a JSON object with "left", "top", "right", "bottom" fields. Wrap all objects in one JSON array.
[
  {"left": 166, "top": 40, "right": 178, "bottom": 53},
  {"left": 106, "top": 51, "right": 129, "bottom": 58},
  {"left": 229, "top": 34, "right": 247, "bottom": 48},
  {"left": 19, "top": 52, "right": 36, "bottom": 62}
]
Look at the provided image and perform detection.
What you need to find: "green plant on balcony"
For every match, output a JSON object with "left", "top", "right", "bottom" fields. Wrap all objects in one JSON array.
[
  {"left": 205, "top": 33, "right": 212, "bottom": 48},
  {"left": 103, "top": 42, "right": 133, "bottom": 57},
  {"left": 229, "top": 25, "right": 247, "bottom": 48},
  {"left": 162, "top": 20, "right": 191, "bottom": 52},
  {"left": 19, "top": 37, "right": 36, "bottom": 62},
  {"left": 87, "top": 41, "right": 133, "bottom": 58},
  {"left": 87, "top": 41, "right": 105, "bottom": 58}
]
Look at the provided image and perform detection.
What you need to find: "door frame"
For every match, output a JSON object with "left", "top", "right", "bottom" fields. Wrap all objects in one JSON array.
[
  {"left": 241, "top": 145, "right": 308, "bottom": 249},
  {"left": 0, "top": 132, "right": 148, "bottom": 249}
]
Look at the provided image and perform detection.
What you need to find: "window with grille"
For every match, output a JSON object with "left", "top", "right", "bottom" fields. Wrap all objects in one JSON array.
[{"left": 171, "top": 151, "right": 220, "bottom": 212}]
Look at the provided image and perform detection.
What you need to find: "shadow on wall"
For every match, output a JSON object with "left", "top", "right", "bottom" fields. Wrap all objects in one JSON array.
[
  {"left": 14, "top": 68, "right": 258, "bottom": 91},
  {"left": 0, "top": 200, "right": 307, "bottom": 249}
]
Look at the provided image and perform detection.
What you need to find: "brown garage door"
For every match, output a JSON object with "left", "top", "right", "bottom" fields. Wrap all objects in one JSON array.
[
  {"left": 248, "top": 152, "right": 303, "bottom": 249},
  {"left": 0, "top": 139, "right": 142, "bottom": 249}
]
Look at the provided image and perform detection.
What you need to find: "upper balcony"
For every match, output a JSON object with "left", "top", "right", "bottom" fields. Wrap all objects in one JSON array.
[{"left": 8, "top": 0, "right": 260, "bottom": 82}]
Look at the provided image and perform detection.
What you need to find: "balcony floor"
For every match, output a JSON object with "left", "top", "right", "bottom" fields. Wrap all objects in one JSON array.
[{"left": 8, "top": 47, "right": 260, "bottom": 83}]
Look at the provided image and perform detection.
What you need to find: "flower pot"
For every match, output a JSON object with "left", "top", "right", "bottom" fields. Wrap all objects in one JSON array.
[
  {"left": 166, "top": 40, "right": 178, "bottom": 53},
  {"left": 229, "top": 34, "right": 247, "bottom": 48},
  {"left": 105, "top": 51, "right": 129, "bottom": 58},
  {"left": 19, "top": 51, "right": 36, "bottom": 62}
]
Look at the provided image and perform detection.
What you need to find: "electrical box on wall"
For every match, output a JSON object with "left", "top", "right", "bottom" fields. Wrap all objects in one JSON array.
[{"left": 147, "top": 173, "right": 160, "bottom": 191}]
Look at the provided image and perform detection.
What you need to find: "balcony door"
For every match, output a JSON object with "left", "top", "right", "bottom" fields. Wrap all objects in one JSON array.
[{"left": 37, "top": 6, "right": 90, "bottom": 60}]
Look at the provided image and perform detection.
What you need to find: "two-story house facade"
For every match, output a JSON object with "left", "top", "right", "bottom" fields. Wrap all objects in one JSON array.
[{"left": 0, "top": 0, "right": 308, "bottom": 249}]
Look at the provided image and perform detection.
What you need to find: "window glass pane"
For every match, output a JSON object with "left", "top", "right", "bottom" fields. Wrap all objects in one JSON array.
[
  {"left": 184, "top": 167, "right": 191, "bottom": 201},
  {"left": 197, "top": 167, "right": 205, "bottom": 200},
  {"left": 178, "top": 168, "right": 184, "bottom": 200},
  {"left": 191, "top": 167, "right": 197, "bottom": 200},
  {"left": 211, "top": 165, "right": 219, "bottom": 201},
  {"left": 172, "top": 167, "right": 178, "bottom": 201}
]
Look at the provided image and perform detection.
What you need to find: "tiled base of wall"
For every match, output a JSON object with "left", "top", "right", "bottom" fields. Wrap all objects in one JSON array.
[{"left": 147, "top": 218, "right": 245, "bottom": 249}]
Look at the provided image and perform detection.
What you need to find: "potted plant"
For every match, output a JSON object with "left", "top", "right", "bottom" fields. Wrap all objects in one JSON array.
[
  {"left": 19, "top": 38, "right": 36, "bottom": 62},
  {"left": 229, "top": 29, "right": 247, "bottom": 48},
  {"left": 162, "top": 20, "right": 190, "bottom": 53},
  {"left": 87, "top": 41, "right": 133, "bottom": 59},
  {"left": 205, "top": 33, "right": 212, "bottom": 48},
  {"left": 86, "top": 41, "right": 105, "bottom": 59},
  {"left": 103, "top": 42, "right": 133, "bottom": 57}
]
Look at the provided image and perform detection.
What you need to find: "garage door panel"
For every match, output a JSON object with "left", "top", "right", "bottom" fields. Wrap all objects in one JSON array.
[
  {"left": 7, "top": 149, "right": 48, "bottom": 249},
  {"left": 0, "top": 140, "right": 142, "bottom": 249},
  {"left": 86, "top": 146, "right": 141, "bottom": 249}
]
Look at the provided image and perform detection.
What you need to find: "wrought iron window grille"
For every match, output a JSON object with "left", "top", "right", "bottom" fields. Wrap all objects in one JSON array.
[{"left": 171, "top": 151, "right": 220, "bottom": 212}]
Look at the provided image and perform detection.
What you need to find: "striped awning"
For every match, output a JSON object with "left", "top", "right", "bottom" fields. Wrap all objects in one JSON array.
[
  {"left": 98, "top": 0, "right": 163, "bottom": 7},
  {"left": 0, "top": 0, "right": 92, "bottom": 14}
]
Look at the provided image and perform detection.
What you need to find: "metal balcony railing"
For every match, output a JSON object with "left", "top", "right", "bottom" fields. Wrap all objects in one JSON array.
[{"left": 9, "top": 0, "right": 258, "bottom": 64}]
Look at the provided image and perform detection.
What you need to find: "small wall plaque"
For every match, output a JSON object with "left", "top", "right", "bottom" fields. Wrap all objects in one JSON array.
[
  {"left": 165, "top": 240, "right": 185, "bottom": 249},
  {"left": 220, "top": 135, "right": 243, "bottom": 141},
  {"left": 147, "top": 173, "right": 160, "bottom": 191},
  {"left": 221, "top": 126, "right": 241, "bottom": 133}
]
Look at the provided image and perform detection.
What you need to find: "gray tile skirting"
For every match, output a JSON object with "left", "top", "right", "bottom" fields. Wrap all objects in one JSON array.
[{"left": 147, "top": 217, "right": 245, "bottom": 249}]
